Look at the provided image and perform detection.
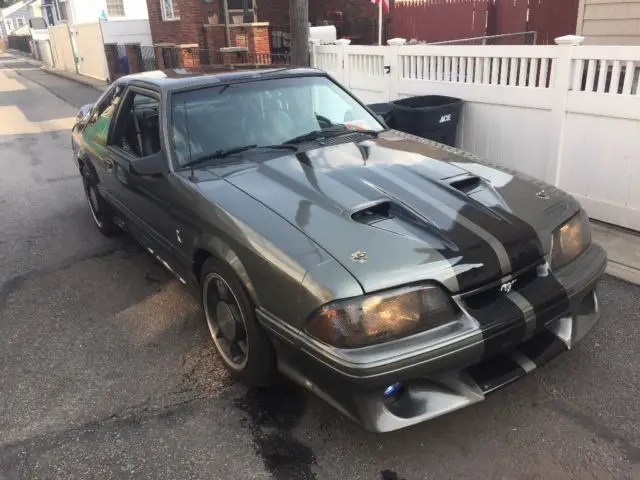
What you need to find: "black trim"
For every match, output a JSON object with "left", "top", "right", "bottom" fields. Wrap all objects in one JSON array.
[
  {"left": 465, "top": 354, "right": 526, "bottom": 394},
  {"left": 518, "top": 329, "right": 567, "bottom": 367}
]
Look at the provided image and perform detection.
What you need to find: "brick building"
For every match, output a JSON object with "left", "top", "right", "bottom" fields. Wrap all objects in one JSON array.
[
  {"left": 263, "top": 0, "right": 391, "bottom": 44},
  {"left": 145, "top": 0, "right": 389, "bottom": 54}
]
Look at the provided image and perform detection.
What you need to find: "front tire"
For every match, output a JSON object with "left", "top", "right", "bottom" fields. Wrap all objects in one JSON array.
[
  {"left": 200, "top": 258, "right": 276, "bottom": 386},
  {"left": 81, "top": 166, "right": 118, "bottom": 237}
]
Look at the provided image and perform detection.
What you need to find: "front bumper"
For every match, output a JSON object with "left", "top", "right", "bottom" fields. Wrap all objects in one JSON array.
[{"left": 264, "top": 244, "right": 607, "bottom": 432}]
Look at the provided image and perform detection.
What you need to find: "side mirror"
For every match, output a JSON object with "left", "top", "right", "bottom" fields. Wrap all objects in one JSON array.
[
  {"left": 76, "top": 103, "right": 94, "bottom": 126},
  {"left": 129, "top": 152, "right": 167, "bottom": 177},
  {"left": 80, "top": 103, "right": 93, "bottom": 116}
]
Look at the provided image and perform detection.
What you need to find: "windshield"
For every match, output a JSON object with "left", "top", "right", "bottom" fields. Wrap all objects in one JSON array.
[{"left": 170, "top": 76, "right": 384, "bottom": 167}]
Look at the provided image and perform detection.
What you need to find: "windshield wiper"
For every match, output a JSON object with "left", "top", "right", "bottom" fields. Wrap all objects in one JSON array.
[
  {"left": 284, "top": 126, "right": 380, "bottom": 145},
  {"left": 182, "top": 144, "right": 298, "bottom": 170}
]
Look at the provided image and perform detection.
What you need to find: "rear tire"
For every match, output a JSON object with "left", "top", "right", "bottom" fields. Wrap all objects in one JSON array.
[
  {"left": 81, "top": 166, "right": 119, "bottom": 237},
  {"left": 200, "top": 257, "right": 276, "bottom": 386}
]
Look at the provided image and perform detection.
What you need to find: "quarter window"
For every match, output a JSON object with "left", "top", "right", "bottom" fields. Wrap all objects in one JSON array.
[
  {"left": 87, "top": 85, "right": 125, "bottom": 146},
  {"left": 113, "top": 92, "right": 161, "bottom": 158},
  {"left": 106, "top": 0, "right": 126, "bottom": 17},
  {"left": 160, "top": 0, "right": 179, "bottom": 20}
]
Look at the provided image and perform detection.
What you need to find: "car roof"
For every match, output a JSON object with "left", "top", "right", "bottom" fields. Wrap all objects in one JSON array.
[{"left": 116, "top": 67, "right": 327, "bottom": 92}]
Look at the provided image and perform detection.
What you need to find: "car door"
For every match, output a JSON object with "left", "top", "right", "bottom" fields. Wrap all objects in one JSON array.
[
  {"left": 81, "top": 84, "right": 126, "bottom": 196},
  {"left": 103, "top": 86, "right": 181, "bottom": 276}
]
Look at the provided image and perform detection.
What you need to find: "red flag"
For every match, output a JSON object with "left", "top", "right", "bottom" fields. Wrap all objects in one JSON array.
[{"left": 371, "top": 0, "right": 390, "bottom": 14}]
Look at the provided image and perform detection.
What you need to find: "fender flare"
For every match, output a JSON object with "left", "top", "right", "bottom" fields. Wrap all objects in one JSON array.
[{"left": 193, "top": 235, "right": 261, "bottom": 308}]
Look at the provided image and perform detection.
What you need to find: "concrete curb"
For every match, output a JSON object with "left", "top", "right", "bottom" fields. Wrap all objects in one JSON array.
[
  {"left": 591, "top": 221, "right": 640, "bottom": 286},
  {"left": 41, "top": 66, "right": 108, "bottom": 92},
  {"left": 605, "top": 261, "right": 640, "bottom": 286}
]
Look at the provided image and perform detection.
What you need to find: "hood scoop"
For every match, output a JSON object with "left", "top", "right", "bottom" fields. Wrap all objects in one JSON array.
[
  {"left": 351, "top": 200, "right": 393, "bottom": 225},
  {"left": 350, "top": 199, "right": 459, "bottom": 250},
  {"left": 446, "top": 174, "right": 483, "bottom": 194}
]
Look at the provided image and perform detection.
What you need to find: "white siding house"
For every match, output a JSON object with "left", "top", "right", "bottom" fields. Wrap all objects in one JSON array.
[
  {"left": 0, "top": 0, "right": 41, "bottom": 39},
  {"left": 54, "top": 0, "right": 148, "bottom": 25},
  {"left": 577, "top": 0, "right": 640, "bottom": 44}
]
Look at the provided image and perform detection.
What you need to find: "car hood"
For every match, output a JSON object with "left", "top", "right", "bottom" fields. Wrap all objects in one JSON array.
[{"left": 218, "top": 131, "right": 580, "bottom": 294}]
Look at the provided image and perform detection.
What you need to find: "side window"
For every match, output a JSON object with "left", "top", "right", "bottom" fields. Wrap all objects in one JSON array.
[
  {"left": 87, "top": 85, "right": 124, "bottom": 146},
  {"left": 112, "top": 91, "right": 161, "bottom": 158}
]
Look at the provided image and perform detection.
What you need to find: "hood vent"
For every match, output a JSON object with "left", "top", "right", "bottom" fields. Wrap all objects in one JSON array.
[
  {"left": 447, "top": 174, "right": 482, "bottom": 194},
  {"left": 351, "top": 201, "right": 393, "bottom": 224}
]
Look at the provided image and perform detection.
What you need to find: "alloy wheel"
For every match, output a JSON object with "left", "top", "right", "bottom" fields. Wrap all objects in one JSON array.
[{"left": 203, "top": 273, "right": 250, "bottom": 370}]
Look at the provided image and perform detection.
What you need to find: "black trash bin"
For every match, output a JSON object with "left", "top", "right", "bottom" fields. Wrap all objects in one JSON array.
[
  {"left": 391, "top": 95, "right": 463, "bottom": 146},
  {"left": 367, "top": 102, "right": 395, "bottom": 128}
]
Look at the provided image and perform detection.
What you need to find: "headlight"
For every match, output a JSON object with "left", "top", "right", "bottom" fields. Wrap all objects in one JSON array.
[
  {"left": 305, "top": 284, "right": 457, "bottom": 348},
  {"left": 550, "top": 211, "right": 591, "bottom": 270}
]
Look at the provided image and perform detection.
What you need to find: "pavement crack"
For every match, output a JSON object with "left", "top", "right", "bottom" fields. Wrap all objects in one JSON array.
[
  {"left": 0, "top": 394, "right": 207, "bottom": 456},
  {"left": 0, "top": 242, "right": 128, "bottom": 311}
]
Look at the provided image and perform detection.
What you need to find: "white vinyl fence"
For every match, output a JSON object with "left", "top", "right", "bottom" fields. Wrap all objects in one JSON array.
[{"left": 313, "top": 40, "right": 640, "bottom": 232}]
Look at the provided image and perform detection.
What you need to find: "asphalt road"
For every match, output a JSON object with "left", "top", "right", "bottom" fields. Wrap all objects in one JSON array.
[{"left": 1, "top": 54, "right": 639, "bottom": 480}]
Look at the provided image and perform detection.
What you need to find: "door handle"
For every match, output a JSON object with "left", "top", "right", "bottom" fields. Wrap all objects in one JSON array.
[{"left": 104, "top": 158, "right": 114, "bottom": 170}]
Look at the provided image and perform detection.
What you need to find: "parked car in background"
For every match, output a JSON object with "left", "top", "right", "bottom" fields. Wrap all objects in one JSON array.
[{"left": 71, "top": 67, "right": 606, "bottom": 432}]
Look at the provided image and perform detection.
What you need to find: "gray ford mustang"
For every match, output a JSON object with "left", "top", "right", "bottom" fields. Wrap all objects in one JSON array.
[{"left": 71, "top": 67, "right": 606, "bottom": 432}]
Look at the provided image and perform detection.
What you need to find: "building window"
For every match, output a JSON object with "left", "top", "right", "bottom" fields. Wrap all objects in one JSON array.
[
  {"left": 58, "top": 0, "right": 69, "bottom": 22},
  {"left": 15, "top": 17, "right": 25, "bottom": 28},
  {"left": 4, "top": 18, "right": 14, "bottom": 33},
  {"left": 228, "top": 0, "right": 253, "bottom": 10},
  {"left": 106, "top": 0, "right": 125, "bottom": 17},
  {"left": 160, "top": 0, "right": 179, "bottom": 20}
]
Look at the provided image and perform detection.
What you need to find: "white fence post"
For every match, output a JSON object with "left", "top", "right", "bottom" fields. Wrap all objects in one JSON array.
[
  {"left": 546, "top": 35, "right": 585, "bottom": 185},
  {"left": 334, "top": 39, "right": 351, "bottom": 88},
  {"left": 309, "top": 38, "right": 319, "bottom": 69},
  {"left": 387, "top": 38, "right": 406, "bottom": 101}
]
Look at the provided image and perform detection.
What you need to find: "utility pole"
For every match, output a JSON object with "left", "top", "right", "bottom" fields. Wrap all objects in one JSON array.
[
  {"left": 221, "top": 0, "right": 231, "bottom": 47},
  {"left": 289, "top": 0, "right": 310, "bottom": 66}
]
